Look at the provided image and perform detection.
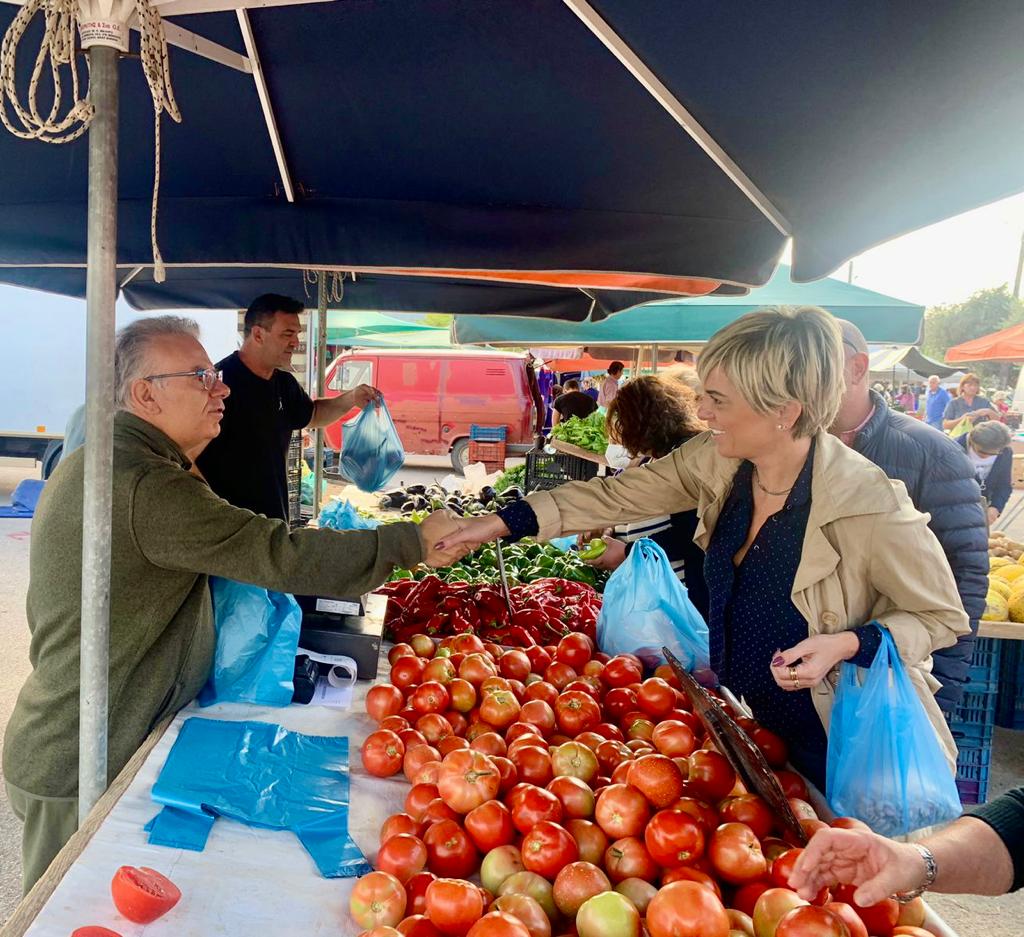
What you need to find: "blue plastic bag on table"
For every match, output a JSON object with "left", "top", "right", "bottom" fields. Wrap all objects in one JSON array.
[
  {"left": 145, "top": 717, "right": 371, "bottom": 877},
  {"left": 197, "top": 578, "right": 301, "bottom": 708},
  {"left": 596, "top": 538, "right": 710, "bottom": 672},
  {"left": 318, "top": 498, "right": 381, "bottom": 531},
  {"left": 826, "top": 628, "right": 961, "bottom": 836},
  {"left": 340, "top": 400, "right": 405, "bottom": 492}
]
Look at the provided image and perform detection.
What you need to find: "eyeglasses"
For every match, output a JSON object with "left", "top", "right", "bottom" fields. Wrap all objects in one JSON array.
[{"left": 143, "top": 368, "right": 223, "bottom": 391}]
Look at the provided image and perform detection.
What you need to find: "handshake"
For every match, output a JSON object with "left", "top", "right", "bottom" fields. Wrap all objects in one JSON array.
[{"left": 418, "top": 510, "right": 512, "bottom": 568}]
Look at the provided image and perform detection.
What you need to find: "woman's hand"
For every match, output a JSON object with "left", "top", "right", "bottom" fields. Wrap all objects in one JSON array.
[
  {"left": 584, "top": 536, "right": 627, "bottom": 571},
  {"left": 770, "top": 632, "right": 859, "bottom": 691},
  {"left": 433, "top": 513, "right": 510, "bottom": 553},
  {"left": 988, "top": 505, "right": 1000, "bottom": 526}
]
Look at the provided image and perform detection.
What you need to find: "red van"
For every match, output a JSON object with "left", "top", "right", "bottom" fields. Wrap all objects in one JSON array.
[{"left": 323, "top": 349, "right": 537, "bottom": 470}]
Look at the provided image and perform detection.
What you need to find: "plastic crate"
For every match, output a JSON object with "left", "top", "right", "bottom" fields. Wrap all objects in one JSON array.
[
  {"left": 966, "top": 636, "right": 1002, "bottom": 693},
  {"left": 468, "top": 440, "right": 507, "bottom": 471},
  {"left": 995, "top": 640, "right": 1024, "bottom": 729},
  {"left": 525, "top": 450, "right": 599, "bottom": 492},
  {"left": 470, "top": 424, "right": 508, "bottom": 442},
  {"left": 948, "top": 687, "right": 997, "bottom": 743},
  {"left": 955, "top": 743, "right": 992, "bottom": 805}
]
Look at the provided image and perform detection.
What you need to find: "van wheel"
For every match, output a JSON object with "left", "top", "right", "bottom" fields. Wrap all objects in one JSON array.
[
  {"left": 41, "top": 440, "right": 62, "bottom": 480},
  {"left": 450, "top": 438, "right": 471, "bottom": 472}
]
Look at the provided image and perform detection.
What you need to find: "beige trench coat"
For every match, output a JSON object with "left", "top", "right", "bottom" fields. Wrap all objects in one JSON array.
[{"left": 528, "top": 431, "right": 969, "bottom": 770}]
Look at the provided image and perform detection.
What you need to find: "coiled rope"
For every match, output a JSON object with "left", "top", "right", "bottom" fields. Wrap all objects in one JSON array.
[{"left": 0, "top": 0, "right": 182, "bottom": 281}]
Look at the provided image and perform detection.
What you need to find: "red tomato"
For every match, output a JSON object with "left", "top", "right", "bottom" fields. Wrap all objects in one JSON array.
[
  {"left": 400, "top": 915, "right": 444, "bottom": 937},
  {"left": 480, "top": 691, "right": 522, "bottom": 730},
  {"left": 749, "top": 727, "right": 788, "bottom": 768},
  {"left": 406, "top": 871, "right": 438, "bottom": 915},
  {"left": 775, "top": 906, "right": 851, "bottom": 936},
  {"left": 686, "top": 750, "right": 736, "bottom": 802},
  {"left": 554, "top": 690, "right": 601, "bottom": 736},
  {"left": 369, "top": 684, "right": 406, "bottom": 722},
  {"left": 636, "top": 678, "right": 676, "bottom": 718},
  {"left": 892, "top": 928, "right": 936, "bottom": 937},
  {"left": 499, "top": 649, "right": 532, "bottom": 681},
  {"left": 825, "top": 903, "right": 870, "bottom": 937},
  {"left": 602, "top": 656, "right": 643, "bottom": 688},
  {"left": 523, "top": 681, "right": 558, "bottom": 707},
  {"left": 603, "top": 687, "right": 638, "bottom": 721},
  {"left": 448, "top": 678, "right": 477, "bottom": 713},
  {"left": 510, "top": 785, "right": 563, "bottom": 833},
  {"left": 708, "top": 822, "right": 768, "bottom": 885},
  {"left": 423, "top": 657, "right": 457, "bottom": 685},
  {"left": 603, "top": 835, "right": 659, "bottom": 883},
  {"left": 644, "top": 808, "right": 706, "bottom": 867},
  {"left": 731, "top": 880, "right": 772, "bottom": 916},
  {"left": 646, "top": 880, "right": 730, "bottom": 937},
  {"left": 623, "top": 716, "right": 656, "bottom": 742},
  {"left": 466, "top": 911, "right": 531, "bottom": 937},
  {"left": 771, "top": 849, "right": 831, "bottom": 905},
  {"left": 509, "top": 745, "right": 553, "bottom": 787},
  {"left": 592, "top": 721, "right": 625, "bottom": 742},
  {"left": 594, "top": 783, "right": 650, "bottom": 839},
  {"left": 438, "top": 735, "right": 470, "bottom": 757},
  {"left": 565, "top": 818, "right": 609, "bottom": 865},
  {"left": 423, "top": 820, "right": 479, "bottom": 879},
  {"left": 464, "top": 799, "right": 516, "bottom": 852},
  {"left": 72, "top": 928, "right": 123, "bottom": 937},
  {"left": 417, "top": 713, "right": 455, "bottom": 745},
  {"left": 521, "top": 820, "right": 579, "bottom": 879},
  {"left": 480, "top": 676, "right": 512, "bottom": 698},
  {"left": 596, "top": 739, "right": 632, "bottom": 775},
  {"left": 437, "top": 749, "right": 500, "bottom": 814},
  {"left": 832, "top": 885, "right": 899, "bottom": 937},
  {"left": 524, "top": 645, "right": 553, "bottom": 673},
  {"left": 490, "top": 755, "right": 518, "bottom": 795},
  {"left": 461, "top": 654, "right": 499, "bottom": 688},
  {"left": 378, "top": 834, "right": 429, "bottom": 883},
  {"left": 547, "top": 775, "right": 596, "bottom": 819},
  {"left": 518, "top": 700, "right": 557, "bottom": 736},
  {"left": 556, "top": 633, "right": 594, "bottom": 670},
  {"left": 381, "top": 715, "right": 411, "bottom": 734},
  {"left": 382, "top": 812, "right": 427, "bottom": 844},
  {"left": 544, "top": 662, "right": 578, "bottom": 690},
  {"left": 406, "top": 783, "right": 440, "bottom": 820},
  {"left": 422, "top": 798, "right": 462, "bottom": 826},
  {"left": 392, "top": 656, "right": 427, "bottom": 690},
  {"left": 719, "top": 794, "right": 775, "bottom": 839},
  {"left": 404, "top": 744, "right": 443, "bottom": 783},
  {"left": 670, "top": 796, "right": 719, "bottom": 833},
  {"left": 110, "top": 866, "right": 181, "bottom": 925},
  {"left": 399, "top": 729, "right": 429, "bottom": 750},
  {"left": 390, "top": 643, "right": 416, "bottom": 664},
  {"left": 351, "top": 871, "right": 408, "bottom": 930},
  {"left": 363, "top": 730, "right": 407, "bottom": 778},
  {"left": 661, "top": 865, "right": 722, "bottom": 899},
  {"left": 626, "top": 753, "right": 685, "bottom": 808},
  {"left": 774, "top": 769, "right": 810, "bottom": 801},
  {"left": 470, "top": 732, "right": 508, "bottom": 757},
  {"left": 552, "top": 860, "right": 610, "bottom": 916},
  {"left": 651, "top": 720, "right": 697, "bottom": 758},
  {"left": 412, "top": 682, "right": 452, "bottom": 716},
  {"left": 491, "top": 894, "right": 552, "bottom": 937},
  {"left": 425, "top": 877, "right": 486, "bottom": 936}
]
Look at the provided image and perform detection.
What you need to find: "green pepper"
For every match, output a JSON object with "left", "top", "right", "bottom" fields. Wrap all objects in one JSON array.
[{"left": 578, "top": 538, "right": 607, "bottom": 561}]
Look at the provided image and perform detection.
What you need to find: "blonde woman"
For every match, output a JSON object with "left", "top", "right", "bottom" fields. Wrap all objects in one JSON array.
[{"left": 439, "top": 307, "right": 967, "bottom": 790}]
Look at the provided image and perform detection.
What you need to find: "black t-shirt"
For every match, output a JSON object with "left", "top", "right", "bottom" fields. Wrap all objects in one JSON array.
[
  {"left": 197, "top": 351, "right": 315, "bottom": 520},
  {"left": 552, "top": 391, "right": 598, "bottom": 421}
]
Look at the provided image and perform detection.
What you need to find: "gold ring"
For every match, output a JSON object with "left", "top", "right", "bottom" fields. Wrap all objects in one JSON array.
[
  {"left": 788, "top": 665, "right": 798, "bottom": 682},
  {"left": 792, "top": 677, "right": 802, "bottom": 689}
]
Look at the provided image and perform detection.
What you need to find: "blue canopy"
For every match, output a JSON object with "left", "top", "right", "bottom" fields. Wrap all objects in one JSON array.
[
  {"left": 452, "top": 266, "right": 925, "bottom": 345},
  {"left": 1, "top": 0, "right": 1022, "bottom": 307}
]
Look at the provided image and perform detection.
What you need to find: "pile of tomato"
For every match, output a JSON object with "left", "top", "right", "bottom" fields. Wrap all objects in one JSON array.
[{"left": 353, "top": 632, "right": 937, "bottom": 937}]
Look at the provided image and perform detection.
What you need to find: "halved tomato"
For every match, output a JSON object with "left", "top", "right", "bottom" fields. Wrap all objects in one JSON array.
[{"left": 110, "top": 866, "right": 181, "bottom": 925}]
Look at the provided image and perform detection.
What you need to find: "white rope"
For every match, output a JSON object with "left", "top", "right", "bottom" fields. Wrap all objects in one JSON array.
[
  {"left": 303, "top": 269, "right": 346, "bottom": 303},
  {"left": 0, "top": 0, "right": 182, "bottom": 281}
]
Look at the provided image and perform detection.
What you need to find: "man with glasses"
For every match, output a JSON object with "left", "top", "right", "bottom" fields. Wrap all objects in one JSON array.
[
  {"left": 196, "top": 293, "right": 379, "bottom": 521},
  {"left": 2, "top": 316, "right": 467, "bottom": 893},
  {"left": 830, "top": 319, "right": 988, "bottom": 716}
]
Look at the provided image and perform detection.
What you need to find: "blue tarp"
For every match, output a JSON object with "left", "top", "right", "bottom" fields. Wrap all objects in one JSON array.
[{"left": 1, "top": 1, "right": 1022, "bottom": 306}]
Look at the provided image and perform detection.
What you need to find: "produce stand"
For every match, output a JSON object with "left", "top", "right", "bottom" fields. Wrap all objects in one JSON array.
[{"left": 548, "top": 439, "right": 608, "bottom": 466}]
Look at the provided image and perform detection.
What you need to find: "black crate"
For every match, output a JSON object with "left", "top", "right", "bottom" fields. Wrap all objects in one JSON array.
[{"left": 525, "top": 450, "right": 599, "bottom": 492}]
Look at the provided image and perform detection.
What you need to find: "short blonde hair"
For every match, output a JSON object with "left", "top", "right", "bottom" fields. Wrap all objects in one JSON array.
[{"left": 697, "top": 306, "right": 844, "bottom": 438}]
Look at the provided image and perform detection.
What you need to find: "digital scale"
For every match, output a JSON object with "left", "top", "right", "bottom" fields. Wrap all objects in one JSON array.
[{"left": 292, "top": 592, "right": 386, "bottom": 682}]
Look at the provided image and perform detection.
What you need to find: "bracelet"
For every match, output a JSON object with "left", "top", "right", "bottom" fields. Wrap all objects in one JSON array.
[{"left": 895, "top": 844, "right": 938, "bottom": 903}]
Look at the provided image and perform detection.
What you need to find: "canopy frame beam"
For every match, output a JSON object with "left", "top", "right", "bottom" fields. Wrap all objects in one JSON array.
[{"left": 561, "top": 0, "right": 791, "bottom": 236}]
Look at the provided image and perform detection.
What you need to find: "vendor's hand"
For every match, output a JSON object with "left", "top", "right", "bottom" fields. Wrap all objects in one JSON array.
[
  {"left": 433, "top": 513, "right": 510, "bottom": 554},
  {"left": 419, "top": 510, "right": 471, "bottom": 567},
  {"left": 770, "top": 632, "right": 859, "bottom": 691},
  {"left": 585, "top": 536, "right": 627, "bottom": 571},
  {"left": 788, "top": 826, "right": 927, "bottom": 906},
  {"left": 988, "top": 505, "right": 1000, "bottom": 526},
  {"left": 576, "top": 528, "right": 612, "bottom": 547},
  {"left": 343, "top": 384, "right": 382, "bottom": 410}
]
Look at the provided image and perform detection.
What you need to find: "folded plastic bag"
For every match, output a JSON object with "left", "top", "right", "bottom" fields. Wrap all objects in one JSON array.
[
  {"left": 596, "top": 538, "right": 710, "bottom": 671},
  {"left": 340, "top": 401, "right": 405, "bottom": 492},
  {"left": 549, "top": 535, "right": 577, "bottom": 552},
  {"left": 146, "top": 717, "right": 371, "bottom": 878},
  {"left": 318, "top": 498, "right": 381, "bottom": 531},
  {"left": 826, "top": 628, "right": 962, "bottom": 836},
  {"left": 197, "top": 578, "right": 301, "bottom": 708}
]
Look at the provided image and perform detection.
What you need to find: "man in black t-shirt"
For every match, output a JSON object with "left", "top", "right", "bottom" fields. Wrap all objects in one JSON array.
[
  {"left": 197, "top": 294, "right": 378, "bottom": 520},
  {"left": 551, "top": 379, "right": 599, "bottom": 427}
]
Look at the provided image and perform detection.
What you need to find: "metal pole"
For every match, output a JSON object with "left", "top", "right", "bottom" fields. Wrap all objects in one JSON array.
[
  {"left": 313, "top": 271, "right": 328, "bottom": 518},
  {"left": 652, "top": 343, "right": 660, "bottom": 373},
  {"left": 79, "top": 45, "right": 119, "bottom": 822},
  {"left": 1013, "top": 229, "right": 1024, "bottom": 300}
]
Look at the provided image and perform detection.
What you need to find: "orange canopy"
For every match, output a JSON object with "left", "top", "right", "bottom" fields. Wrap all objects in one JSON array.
[
  {"left": 548, "top": 354, "right": 618, "bottom": 373},
  {"left": 946, "top": 321, "right": 1024, "bottom": 364}
]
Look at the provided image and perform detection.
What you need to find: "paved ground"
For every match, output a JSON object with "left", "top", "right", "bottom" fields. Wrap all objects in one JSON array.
[{"left": 0, "top": 457, "right": 1021, "bottom": 932}]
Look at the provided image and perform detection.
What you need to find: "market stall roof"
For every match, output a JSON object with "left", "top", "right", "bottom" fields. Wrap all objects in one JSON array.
[
  {"left": 336, "top": 327, "right": 453, "bottom": 349},
  {"left": 946, "top": 321, "right": 1024, "bottom": 364},
  {"left": 547, "top": 354, "right": 618, "bottom": 373},
  {"left": 868, "top": 345, "right": 960, "bottom": 379},
  {"left": 452, "top": 265, "right": 925, "bottom": 345},
  {"left": 2, "top": 1, "right": 1023, "bottom": 301}
]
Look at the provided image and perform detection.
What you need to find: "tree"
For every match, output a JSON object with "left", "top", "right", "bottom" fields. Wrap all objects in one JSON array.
[
  {"left": 922, "top": 285, "right": 1024, "bottom": 385},
  {"left": 418, "top": 313, "right": 453, "bottom": 329}
]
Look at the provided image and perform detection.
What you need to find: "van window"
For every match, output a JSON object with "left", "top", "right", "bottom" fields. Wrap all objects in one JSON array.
[
  {"left": 444, "top": 359, "right": 512, "bottom": 395},
  {"left": 330, "top": 358, "right": 373, "bottom": 392}
]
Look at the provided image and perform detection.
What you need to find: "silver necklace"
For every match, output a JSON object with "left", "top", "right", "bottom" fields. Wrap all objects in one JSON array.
[{"left": 753, "top": 466, "right": 795, "bottom": 497}]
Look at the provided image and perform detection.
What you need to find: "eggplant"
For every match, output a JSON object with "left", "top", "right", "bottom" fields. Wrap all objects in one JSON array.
[
  {"left": 405, "top": 484, "right": 427, "bottom": 496},
  {"left": 502, "top": 486, "right": 524, "bottom": 500},
  {"left": 401, "top": 500, "right": 417, "bottom": 513},
  {"left": 479, "top": 485, "right": 496, "bottom": 504},
  {"left": 411, "top": 495, "right": 429, "bottom": 510}
]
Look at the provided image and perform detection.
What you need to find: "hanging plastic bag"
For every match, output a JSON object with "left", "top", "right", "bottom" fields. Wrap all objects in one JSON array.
[
  {"left": 198, "top": 578, "right": 302, "bottom": 708},
  {"left": 826, "top": 628, "right": 961, "bottom": 836},
  {"left": 340, "top": 400, "right": 405, "bottom": 492},
  {"left": 318, "top": 498, "right": 381, "bottom": 531},
  {"left": 596, "top": 538, "right": 710, "bottom": 672}
]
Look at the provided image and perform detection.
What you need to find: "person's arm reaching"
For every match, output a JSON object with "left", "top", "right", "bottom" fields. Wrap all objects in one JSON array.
[{"left": 307, "top": 383, "right": 381, "bottom": 429}]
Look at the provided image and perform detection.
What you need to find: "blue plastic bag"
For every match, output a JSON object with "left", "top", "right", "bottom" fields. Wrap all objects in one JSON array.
[
  {"left": 198, "top": 578, "right": 301, "bottom": 708},
  {"left": 318, "top": 498, "right": 381, "bottom": 531},
  {"left": 146, "top": 717, "right": 370, "bottom": 878},
  {"left": 549, "top": 535, "right": 577, "bottom": 552},
  {"left": 826, "top": 628, "right": 961, "bottom": 836},
  {"left": 340, "top": 400, "right": 405, "bottom": 492},
  {"left": 596, "top": 538, "right": 710, "bottom": 671}
]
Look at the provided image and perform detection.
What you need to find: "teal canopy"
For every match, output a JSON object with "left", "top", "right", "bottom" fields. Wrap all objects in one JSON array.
[
  {"left": 337, "top": 327, "right": 453, "bottom": 348},
  {"left": 326, "top": 311, "right": 439, "bottom": 344},
  {"left": 451, "top": 266, "right": 924, "bottom": 346}
]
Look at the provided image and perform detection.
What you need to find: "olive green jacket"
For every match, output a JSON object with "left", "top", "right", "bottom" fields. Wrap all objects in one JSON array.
[
  {"left": 527, "top": 431, "right": 969, "bottom": 769},
  {"left": 3, "top": 412, "right": 423, "bottom": 798}
]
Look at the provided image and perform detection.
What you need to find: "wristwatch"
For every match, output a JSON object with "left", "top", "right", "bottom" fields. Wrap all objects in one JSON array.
[{"left": 895, "top": 844, "right": 938, "bottom": 903}]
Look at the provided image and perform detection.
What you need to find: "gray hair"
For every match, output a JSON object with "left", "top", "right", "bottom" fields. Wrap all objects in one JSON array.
[
  {"left": 969, "top": 420, "right": 1011, "bottom": 455},
  {"left": 697, "top": 306, "right": 845, "bottom": 438},
  {"left": 114, "top": 315, "right": 200, "bottom": 409}
]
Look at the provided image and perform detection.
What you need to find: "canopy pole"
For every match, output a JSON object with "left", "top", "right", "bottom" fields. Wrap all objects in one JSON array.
[
  {"left": 313, "top": 271, "right": 328, "bottom": 519},
  {"left": 652, "top": 343, "right": 660, "bottom": 373},
  {"left": 79, "top": 44, "right": 119, "bottom": 823}
]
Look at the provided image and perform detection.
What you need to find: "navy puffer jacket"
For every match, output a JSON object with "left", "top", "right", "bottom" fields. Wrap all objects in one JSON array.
[{"left": 852, "top": 392, "right": 988, "bottom": 713}]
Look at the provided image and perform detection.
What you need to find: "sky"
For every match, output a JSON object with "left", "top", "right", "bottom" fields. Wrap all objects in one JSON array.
[{"left": 803, "top": 191, "right": 1024, "bottom": 309}]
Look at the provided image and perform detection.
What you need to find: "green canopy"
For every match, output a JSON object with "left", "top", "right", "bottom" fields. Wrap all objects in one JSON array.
[
  {"left": 337, "top": 327, "right": 453, "bottom": 348},
  {"left": 451, "top": 266, "right": 924, "bottom": 346},
  {"left": 326, "top": 310, "right": 439, "bottom": 344}
]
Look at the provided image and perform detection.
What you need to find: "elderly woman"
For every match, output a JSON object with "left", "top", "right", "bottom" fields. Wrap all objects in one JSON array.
[
  {"left": 585, "top": 375, "right": 709, "bottom": 621},
  {"left": 439, "top": 307, "right": 968, "bottom": 790},
  {"left": 957, "top": 420, "right": 1013, "bottom": 525},
  {"left": 943, "top": 372, "right": 998, "bottom": 430}
]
